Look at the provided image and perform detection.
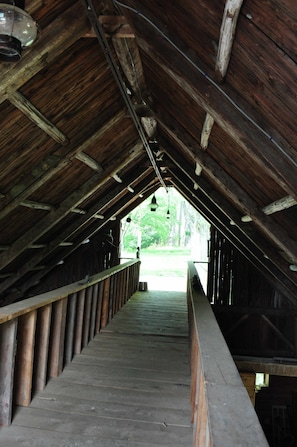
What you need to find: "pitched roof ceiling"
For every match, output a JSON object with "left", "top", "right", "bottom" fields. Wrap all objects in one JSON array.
[{"left": 0, "top": 0, "right": 296, "bottom": 304}]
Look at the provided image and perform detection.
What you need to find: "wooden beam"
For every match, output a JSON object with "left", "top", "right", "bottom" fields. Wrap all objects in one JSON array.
[
  {"left": 1, "top": 170, "right": 155, "bottom": 302},
  {"left": 0, "top": 143, "right": 143, "bottom": 272},
  {"left": 75, "top": 152, "right": 103, "bottom": 172},
  {"left": 21, "top": 200, "right": 54, "bottom": 211},
  {"left": 84, "top": 16, "right": 135, "bottom": 38},
  {"left": 212, "top": 305, "right": 297, "bottom": 317},
  {"left": 71, "top": 208, "right": 87, "bottom": 215},
  {"left": 9, "top": 92, "right": 69, "bottom": 145},
  {"left": 0, "top": 111, "right": 125, "bottom": 222},
  {"left": 0, "top": 161, "right": 147, "bottom": 298},
  {"left": 112, "top": 35, "right": 145, "bottom": 103},
  {"left": 200, "top": 113, "right": 215, "bottom": 150},
  {"left": 215, "top": 0, "right": 244, "bottom": 82},
  {"left": 242, "top": 195, "right": 296, "bottom": 222},
  {"left": 235, "top": 356, "right": 297, "bottom": 377},
  {"left": 261, "top": 315, "right": 294, "bottom": 351},
  {"left": 134, "top": 21, "right": 297, "bottom": 201},
  {"left": 159, "top": 115, "right": 297, "bottom": 265},
  {"left": 162, "top": 145, "right": 297, "bottom": 302},
  {"left": 0, "top": 2, "right": 90, "bottom": 104},
  {"left": 173, "top": 173, "right": 291, "bottom": 286},
  {"left": 0, "top": 319, "right": 17, "bottom": 426}
]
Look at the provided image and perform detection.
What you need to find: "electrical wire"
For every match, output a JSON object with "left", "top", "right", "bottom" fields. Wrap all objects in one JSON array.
[
  {"left": 113, "top": 0, "right": 297, "bottom": 169},
  {"left": 82, "top": 0, "right": 168, "bottom": 190}
]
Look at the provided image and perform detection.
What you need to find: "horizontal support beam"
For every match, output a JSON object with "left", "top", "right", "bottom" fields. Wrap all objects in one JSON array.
[{"left": 235, "top": 355, "right": 297, "bottom": 377}]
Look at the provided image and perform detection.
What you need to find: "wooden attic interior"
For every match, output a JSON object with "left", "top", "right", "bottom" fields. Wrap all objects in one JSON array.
[
  {"left": 0, "top": 0, "right": 296, "bottom": 442},
  {"left": 0, "top": 0, "right": 296, "bottom": 305}
]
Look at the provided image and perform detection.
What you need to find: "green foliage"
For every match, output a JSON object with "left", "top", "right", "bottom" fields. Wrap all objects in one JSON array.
[{"left": 122, "top": 187, "right": 209, "bottom": 251}]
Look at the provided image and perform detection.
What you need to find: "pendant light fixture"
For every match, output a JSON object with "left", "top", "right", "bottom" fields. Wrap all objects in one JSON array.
[
  {"left": 166, "top": 187, "right": 170, "bottom": 219},
  {"left": 150, "top": 194, "right": 158, "bottom": 212},
  {"left": 0, "top": 1, "right": 38, "bottom": 62}
]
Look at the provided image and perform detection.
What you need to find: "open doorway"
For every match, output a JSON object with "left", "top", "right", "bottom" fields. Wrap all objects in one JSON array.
[{"left": 120, "top": 187, "right": 210, "bottom": 292}]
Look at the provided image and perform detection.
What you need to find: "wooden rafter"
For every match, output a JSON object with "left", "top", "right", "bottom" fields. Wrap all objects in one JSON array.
[
  {"left": 21, "top": 200, "right": 54, "bottom": 211},
  {"left": 242, "top": 195, "right": 296, "bottom": 222},
  {"left": 200, "top": 113, "right": 215, "bottom": 150},
  {"left": 9, "top": 92, "right": 69, "bottom": 145},
  {"left": 215, "top": 0, "right": 244, "bottom": 82},
  {"left": 0, "top": 145, "right": 144, "bottom": 278},
  {"left": 163, "top": 144, "right": 297, "bottom": 288},
  {"left": 0, "top": 1, "right": 90, "bottom": 105},
  {"left": 169, "top": 170, "right": 297, "bottom": 304},
  {"left": 136, "top": 32, "right": 297, "bottom": 201},
  {"left": 1, "top": 170, "right": 155, "bottom": 302},
  {"left": 200, "top": 1, "right": 244, "bottom": 153},
  {"left": 0, "top": 111, "right": 125, "bottom": 222},
  {"left": 158, "top": 113, "right": 297, "bottom": 265},
  {"left": 75, "top": 152, "right": 103, "bottom": 172}
]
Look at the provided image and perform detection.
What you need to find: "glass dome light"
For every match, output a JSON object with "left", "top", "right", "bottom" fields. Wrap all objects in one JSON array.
[{"left": 0, "top": 2, "right": 38, "bottom": 62}]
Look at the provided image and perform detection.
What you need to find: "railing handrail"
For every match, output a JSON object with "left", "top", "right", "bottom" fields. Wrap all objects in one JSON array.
[
  {"left": 0, "top": 260, "right": 140, "bottom": 427},
  {"left": 0, "top": 260, "right": 140, "bottom": 324},
  {"left": 187, "top": 261, "right": 269, "bottom": 446}
]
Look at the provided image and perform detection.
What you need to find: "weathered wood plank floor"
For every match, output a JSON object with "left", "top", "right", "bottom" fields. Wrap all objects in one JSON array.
[{"left": 1, "top": 290, "right": 193, "bottom": 446}]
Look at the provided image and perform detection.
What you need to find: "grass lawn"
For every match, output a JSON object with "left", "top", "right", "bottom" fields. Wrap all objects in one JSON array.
[{"left": 121, "top": 246, "right": 208, "bottom": 292}]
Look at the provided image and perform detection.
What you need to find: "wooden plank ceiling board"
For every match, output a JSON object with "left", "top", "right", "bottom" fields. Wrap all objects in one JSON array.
[{"left": 0, "top": 0, "right": 296, "bottom": 306}]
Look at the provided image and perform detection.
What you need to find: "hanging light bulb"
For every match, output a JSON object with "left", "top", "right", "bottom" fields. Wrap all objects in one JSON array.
[
  {"left": 150, "top": 194, "right": 158, "bottom": 211},
  {"left": 0, "top": 1, "right": 38, "bottom": 62}
]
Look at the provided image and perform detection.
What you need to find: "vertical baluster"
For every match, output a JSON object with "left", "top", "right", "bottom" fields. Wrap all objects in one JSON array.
[
  {"left": 48, "top": 298, "right": 68, "bottom": 378},
  {"left": 64, "top": 293, "right": 77, "bottom": 365},
  {"left": 124, "top": 267, "right": 130, "bottom": 305},
  {"left": 89, "top": 284, "right": 98, "bottom": 340},
  {"left": 101, "top": 277, "right": 110, "bottom": 328},
  {"left": 74, "top": 289, "right": 85, "bottom": 355},
  {"left": 82, "top": 287, "right": 92, "bottom": 349},
  {"left": 14, "top": 311, "right": 37, "bottom": 406},
  {"left": 0, "top": 319, "right": 17, "bottom": 426},
  {"left": 95, "top": 281, "right": 104, "bottom": 334},
  {"left": 109, "top": 275, "right": 115, "bottom": 320},
  {"left": 34, "top": 304, "right": 52, "bottom": 392}
]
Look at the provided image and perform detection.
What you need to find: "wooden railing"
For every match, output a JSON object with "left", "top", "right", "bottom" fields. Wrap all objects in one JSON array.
[
  {"left": 0, "top": 260, "right": 140, "bottom": 426},
  {"left": 187, "top": 262, "right": 269, "bottom": 446}
]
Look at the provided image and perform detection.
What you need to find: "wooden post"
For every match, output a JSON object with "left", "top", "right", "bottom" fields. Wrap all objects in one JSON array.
[
  {"left": 0, "top": 319, "right": 17, "bottom": 426},
  {"left": 101, "top": 277, "right": 110, "bottom": 328},
  {"left": 89, "top": 283, "right": 98, "bottom": 339},
  {"left": 34, "top": 304, "right": 52, "bottom": 392},
  {"left": 48, "top": 298, "right": 68, "bottom": 378},
  {"left": 82, "top": 287, "right": 92, "bottom": 349},
  {"left": 74, "top": 289, "right": 86, "bottom": 355},
  {"left": 95, "top": 281, "right": 104, "bottom": 333},
  {"left": 64, "top": 293, "right": 77, "bottom": 365},
  {"left": 14, "top": 311, "right": 37, "bottom": 406}
]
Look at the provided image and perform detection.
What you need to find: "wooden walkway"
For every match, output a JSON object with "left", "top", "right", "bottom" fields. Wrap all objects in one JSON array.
[{"left": 0, "top": 290, "right": 193, "bottom": 447}]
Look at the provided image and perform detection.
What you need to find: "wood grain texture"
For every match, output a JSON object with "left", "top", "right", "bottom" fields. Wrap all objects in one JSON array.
[{"left": 0, "top": 290, "right": 192, "bottom": 445}]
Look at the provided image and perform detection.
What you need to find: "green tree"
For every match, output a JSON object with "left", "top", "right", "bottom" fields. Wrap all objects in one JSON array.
[{"left": 122, "top": 187, "right": 209, "bottom": 251}]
